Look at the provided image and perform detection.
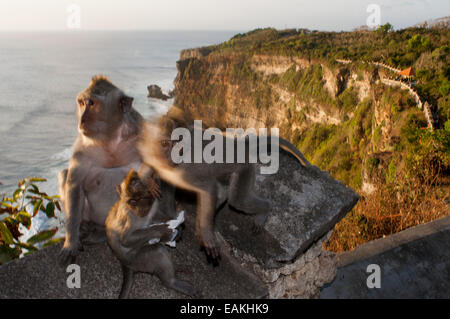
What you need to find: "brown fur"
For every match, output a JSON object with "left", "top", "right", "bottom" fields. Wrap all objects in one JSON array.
[
  {"left": 58, "top": 76, "right": 145, "bottom": 266},
  {"left": 106, "top": 169, "right": 196, "bottom": 299}
]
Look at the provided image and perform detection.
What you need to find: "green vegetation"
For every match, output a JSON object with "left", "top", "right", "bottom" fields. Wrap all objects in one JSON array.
[
  {"left": 336, "top": 87, "right": 360, "bottom": 112},
  {"left": 277, "top": 64, "right": 334, "bottom": 107},
  {"left": 325, "top": 121, "right": 449, "bottom": 251},
  {"left": 0, "top": 177, "right": 62, "bottom": 264},
  {"left": 231, "top": 56, "right": 277, "bottom": 109},
  {"left": 205, "top": 25, "right": 449, "bottom": 122},
  {"left": 295, "top": 99, "right": 374, "bottom": 189},
  {"left": 401, "top": 113, "right": 450, "bottom": 178}
]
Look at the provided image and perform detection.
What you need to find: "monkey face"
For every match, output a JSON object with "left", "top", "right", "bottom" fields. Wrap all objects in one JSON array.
[
  {"left": 119, "top": 169, "right": 159, "bottom": 218},
  {"left": 124, "top": 178, "right": 156, "bottom": 217},
  {"left": 76, "top": 76, "right": 134, "bottom": 139},
  {"left": 77, "top": 95, "right": 106, "bottom": 136},
  {"left": 126, "top": 195, "right": 155, "bottom": 217}
]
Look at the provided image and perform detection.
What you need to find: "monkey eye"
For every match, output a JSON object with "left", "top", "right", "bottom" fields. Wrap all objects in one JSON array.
[
  {"left": 77, "top": 99, "right": 84, "bottom": 106},
  {"left": 128, "top": 199, "right": 138, "bottom": 206},
  {"left": 85, "top": 98, "right": 94, "bottom": 107},
  {"left": 161, "top": 140, "right": 171, "bottom": 147}
]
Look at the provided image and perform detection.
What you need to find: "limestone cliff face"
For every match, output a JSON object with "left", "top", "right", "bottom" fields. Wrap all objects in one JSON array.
[{"left": 174, "top": 50, "right": 385, "bottom": 140}]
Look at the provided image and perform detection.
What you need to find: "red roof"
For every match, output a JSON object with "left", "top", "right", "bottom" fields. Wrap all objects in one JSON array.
[{"left": 398, "top": 67, "right": 415, "bottom": 77}]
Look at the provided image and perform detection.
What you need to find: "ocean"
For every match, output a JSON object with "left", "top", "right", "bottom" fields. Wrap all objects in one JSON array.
[{"left": 0, "top": 30, "right": 237, "bottom": 239}]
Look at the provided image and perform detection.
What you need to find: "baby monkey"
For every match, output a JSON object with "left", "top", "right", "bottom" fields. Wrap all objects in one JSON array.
[{"left": 105, "top": 169, "right": 196, "bottom": 299}]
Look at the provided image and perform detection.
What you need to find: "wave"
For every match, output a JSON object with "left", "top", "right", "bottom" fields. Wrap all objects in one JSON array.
[{"left": 51, "top": 147, "right": 73, "bottom": 161}]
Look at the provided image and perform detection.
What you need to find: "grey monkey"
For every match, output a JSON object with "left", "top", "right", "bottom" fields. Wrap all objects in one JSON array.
[
  {"left": 106, "top": 169, "right": 196, "bottom": 299},
  {"left": 58, "top": 76, "right": 175, "bottom": 265},
  {"left": 137, "top": 116, "right": 311, "bottom": 258}
]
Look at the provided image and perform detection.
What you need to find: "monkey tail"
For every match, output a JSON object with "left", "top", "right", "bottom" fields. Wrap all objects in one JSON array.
[
  {"left": 119, "top": 264, "right": 134, "bottom": 299},
  {"left": 277, "top": 137, "right": 311, "bottom": 168}
]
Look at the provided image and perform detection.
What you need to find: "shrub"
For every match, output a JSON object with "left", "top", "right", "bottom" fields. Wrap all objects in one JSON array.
[
  {"left": 0, "top": 177, "right": 62, "bottom": 264},
  {"left": 373, "top": 125, "right": 382, "bottom": 145},
  {"left": 337, "top": 87, "right": 359, "bottom": 112},
  {"left": 325, "top": 162, "right": 448, "bottom": 252},
  {"left": 366, "top": 157, "right": 380, "bottom": 173},
  {"left": 386, "top": 159, "right": 397, "bottom": 183}
]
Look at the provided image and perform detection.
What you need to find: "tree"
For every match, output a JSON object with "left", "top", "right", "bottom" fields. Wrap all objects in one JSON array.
[{"left": 378, "top": 23, "right": 393, "bottom": 34}]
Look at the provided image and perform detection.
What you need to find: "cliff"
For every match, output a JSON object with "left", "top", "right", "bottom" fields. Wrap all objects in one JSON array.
[
  {"left": 172, "top": 28, "right": 450, "bottom": 250},
  {"left": 173, "top": 46, "right": 421, "bottom": 191}
]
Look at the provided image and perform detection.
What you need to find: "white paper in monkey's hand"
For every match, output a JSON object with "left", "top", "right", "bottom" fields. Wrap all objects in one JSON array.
[{"left": 148, "top": 210, "right": 185, "bottom": 247}]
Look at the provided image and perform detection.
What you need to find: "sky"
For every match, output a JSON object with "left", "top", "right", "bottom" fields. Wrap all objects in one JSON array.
[{"left": 0, "top": 0, "right": 448, "bottom": 32}]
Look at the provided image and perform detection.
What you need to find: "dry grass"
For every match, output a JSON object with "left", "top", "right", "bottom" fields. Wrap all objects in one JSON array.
[{"left": 324, "top": 164, "right": 449, "bottom": 252}]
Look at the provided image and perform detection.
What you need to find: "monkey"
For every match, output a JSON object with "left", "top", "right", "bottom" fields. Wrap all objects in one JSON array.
[
  {"left": 57, "top": 75, "right": 166, "bottom": 266},
  {"left": 137, "top": 116, "right": 311, "bottom": 259},
  {"left": 106, "top": 169, "right": 196, "bottom": 299}
]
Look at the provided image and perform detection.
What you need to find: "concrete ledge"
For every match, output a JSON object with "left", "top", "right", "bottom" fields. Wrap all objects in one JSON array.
[
  {"left": 338, "top": 215, "right": 450, "bottom": 267},
  {"left": 0, "top": 213, "right": 268, "bottom": 299},
  {"left": 320, "top": 216, "right": 450, "bottom": 299}
]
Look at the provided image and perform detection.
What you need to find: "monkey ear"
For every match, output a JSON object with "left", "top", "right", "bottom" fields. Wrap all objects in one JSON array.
[
  {"left": 115, "top": 184, "right": 122, "bottom": 196},
  {"left": 120, "top": 94, "right": 134, "bottom": 113}
]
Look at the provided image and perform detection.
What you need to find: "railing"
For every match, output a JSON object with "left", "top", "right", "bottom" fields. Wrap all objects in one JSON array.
[
  {"left": 381, "top": 79, "right": 435, "bottom": 129},
  {"left": 336, "top": 59, "right": 437, "bottom": 129},
  {"left": 370, "top": 61, "right": 402, "bottom": 74}
]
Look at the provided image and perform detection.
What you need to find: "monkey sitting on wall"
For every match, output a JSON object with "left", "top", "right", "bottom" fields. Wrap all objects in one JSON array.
[
  {"left": 106, "top": 169, "right": 196, "bottom": 299},
  {"left": 57, "top": 75, "right": 174, "bottom": 266},
  {"left": 137, "top": 116, "right": 311, "bottom": 259}
]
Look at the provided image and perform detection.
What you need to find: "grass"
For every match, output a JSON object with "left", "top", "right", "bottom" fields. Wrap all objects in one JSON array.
[
  {"left": 324, "top": 165, "right": 449, "bottom": 252},
  {"left": 325, "top": 116, "right": 450, "bottom": 252}
]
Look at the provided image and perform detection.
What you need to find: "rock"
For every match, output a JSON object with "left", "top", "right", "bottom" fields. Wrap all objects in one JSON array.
[
  {"left": 147, "top": 84, "right": 171, "bottom": 101},
  {"left": 212, "top": 150, "right": 359, "bottom": 298},
  {"left": 151, "top": 149, "right": 358, "bottom": 298},
  {"left": 215, "top": 151, "right": 359, "bottom": 267},
  {"left": 223, "top": 230, "right": 338, "bottom": 298},
  {"left": 0, "top": 152, "right": 358, "bottom": 299},
  {"left": 180, "top": 47, "right": 212, "bottom": 60}
]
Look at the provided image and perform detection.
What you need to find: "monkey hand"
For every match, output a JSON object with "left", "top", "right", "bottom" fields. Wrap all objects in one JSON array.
[
  {"left": 196, "top": 228, "right": 220, "bottom": 259},
  {"left": 150, "top": 224, "right": 175, "bottom": 243},
  {"left": 58, "top": 240, "right": 83, "bottom": 267}
]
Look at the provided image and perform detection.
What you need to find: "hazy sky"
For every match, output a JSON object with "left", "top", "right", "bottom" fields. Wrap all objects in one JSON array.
[{"left": 0, "top": 0, "right": 448, "bottom": 32}]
